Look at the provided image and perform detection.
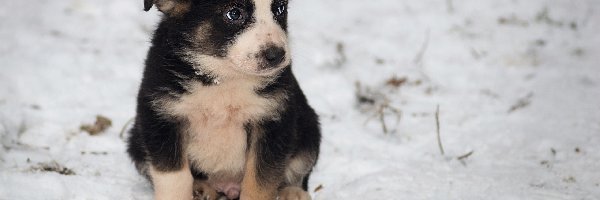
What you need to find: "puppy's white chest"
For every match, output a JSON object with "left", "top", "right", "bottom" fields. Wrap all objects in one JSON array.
[{"left": 166, "top": 81, "right": 278, "bottom": 176}]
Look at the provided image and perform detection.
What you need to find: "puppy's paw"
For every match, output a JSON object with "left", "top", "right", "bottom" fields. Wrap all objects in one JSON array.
[
  {"left": 278, "top": 187, "right": 311, "bottom": 200},
  {"left": 193, "top": 180, "right": 221, "bottom": 200}
]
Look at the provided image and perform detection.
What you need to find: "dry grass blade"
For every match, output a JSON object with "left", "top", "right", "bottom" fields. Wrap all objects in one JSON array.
[
  {"left": 357, "top": 81, "right": 402, "bottom": 134},
  {"left": 457, "top": 151, "right": 474, "bottom": 160},
  {"left": 119, "top": 117, "right": 135, "bottom": 140},
  {"left": 314, "top": 184, "right": 324, "bottom": 193},
  {"left": 435, "top": 105, "right": 445, "bottom": 155},
  {"left": 508, "top": 92, "right": 534, "bottom": 113}
]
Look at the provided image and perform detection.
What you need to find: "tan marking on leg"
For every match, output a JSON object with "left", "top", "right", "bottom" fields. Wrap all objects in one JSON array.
[
  {"left": 278, "top": 187, "right": 312, "bottom": 200},
  {"left": 149, "top": 162, "right": 194, "bottom": 200},
  {"left": 284, "top": 153, "right": 316, "bottom": 187},
  {"left": 240, "top": 152, "right": 277, "bottom": 200}
]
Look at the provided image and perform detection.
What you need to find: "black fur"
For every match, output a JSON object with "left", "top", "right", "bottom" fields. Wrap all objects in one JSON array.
[
  {"left": 143, "top": 0, "right": 153, "bottom": 11},
  {"left": 127, "top": 0, "right": 320, "bottom": 197}
]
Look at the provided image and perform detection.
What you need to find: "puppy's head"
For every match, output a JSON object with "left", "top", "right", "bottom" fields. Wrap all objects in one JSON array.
[{"left": 145, "top": 0, "right": 291, "bottom": 78}]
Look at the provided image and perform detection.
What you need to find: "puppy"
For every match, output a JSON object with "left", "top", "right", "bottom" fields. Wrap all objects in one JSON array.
[{"left": 127, "top": 0, "right": 321, "bottom": 200}]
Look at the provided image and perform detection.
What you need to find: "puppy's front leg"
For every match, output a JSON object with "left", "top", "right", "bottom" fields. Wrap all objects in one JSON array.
[
  {"left": 240, "top": 152, "right": 278, "bottom": 200},
  {"left": 150, "top": 160, "right": 194, "bottom": 200},
  {"left": 240, "top": 121, "right": 295, "bottom": 200},
  {"left": 241, "top": 147, "right": 313, "bottom": 200}
]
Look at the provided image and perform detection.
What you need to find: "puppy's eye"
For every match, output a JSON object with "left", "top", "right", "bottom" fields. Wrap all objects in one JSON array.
[
  {"left": 274, "top": 4, "right": 286, "bottom": 16},
  {"left": 225, "top": 7, "right": 246, "bottom": 23}
]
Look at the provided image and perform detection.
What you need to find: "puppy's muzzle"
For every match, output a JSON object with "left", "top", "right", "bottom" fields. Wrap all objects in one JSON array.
[{"left": 261, "top": 46, "right": 286, "bottom": 69}]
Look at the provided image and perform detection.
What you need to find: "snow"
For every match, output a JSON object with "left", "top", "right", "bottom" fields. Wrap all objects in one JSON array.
[{"left": 1, "top": 0, "right": 599, "bottom": 199}]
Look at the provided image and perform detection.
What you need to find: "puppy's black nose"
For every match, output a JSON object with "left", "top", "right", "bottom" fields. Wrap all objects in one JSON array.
[{"left": 263, "top": 46, "right": 286, "bottom": 67}]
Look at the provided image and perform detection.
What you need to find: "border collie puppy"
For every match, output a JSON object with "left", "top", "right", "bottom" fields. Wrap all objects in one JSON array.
[{"left": 127, "top": 0, "right": 321, "bottom": 199}]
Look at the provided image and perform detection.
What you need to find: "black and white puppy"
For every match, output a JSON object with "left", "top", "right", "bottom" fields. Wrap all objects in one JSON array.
[{"left": 127, "top": 0, "right": 321, "bottom": 200}]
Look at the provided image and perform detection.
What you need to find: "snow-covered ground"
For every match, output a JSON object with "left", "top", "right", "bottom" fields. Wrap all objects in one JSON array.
[{"left": 1, "top": 0, "right": 599, "bottom": 199}]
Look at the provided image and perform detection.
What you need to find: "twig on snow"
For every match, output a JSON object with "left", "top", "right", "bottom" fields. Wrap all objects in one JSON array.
[
  {"left": 314, "top": 184, "right": 324, "bottom": 193},
  {"left": 119, "top": 117, "right": 135, "bottom": 140},
  {"left": 435, "top": 105, "right": 445, "bottom": 155},
  {"left": 414, "top": 30, "right": 431, "bottom": 82},
  {"left": 457, "top": 151, "right": 474, "bottom": 160},
  {"left": 457, "top": 151, "right": 474, "bottom": 166},
  {"left": 357, "top": 82, "right": 402, "bottom": 134},
  {"left": 508, "top": 92, "right": 534, "bottom": 113},
  {"left": 413, "top": 29, "right": 431, "bottom": 68},
  {"left": 364, "top": 99, "right": 402, "bottom": 134}
]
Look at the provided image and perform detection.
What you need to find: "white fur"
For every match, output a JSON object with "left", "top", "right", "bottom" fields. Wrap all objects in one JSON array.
[
  {"left": 150, "top": 163, "right": 194, "bottom": 200},
  {"left": 165, "top": 77, "right": 281, "bottom": 175}
]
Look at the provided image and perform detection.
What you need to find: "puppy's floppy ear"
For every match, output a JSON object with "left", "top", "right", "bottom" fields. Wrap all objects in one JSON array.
[
  {"left": 143, "top": 0, "right": 191, "bottom": 16},
  {"left": 143, "top": 0, "right": 154, "bottom": 11}
]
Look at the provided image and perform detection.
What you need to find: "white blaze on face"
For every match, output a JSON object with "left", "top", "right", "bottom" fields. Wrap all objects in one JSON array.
[{"left": 196, "top": 0, "right": 290, "bottom": 78}]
